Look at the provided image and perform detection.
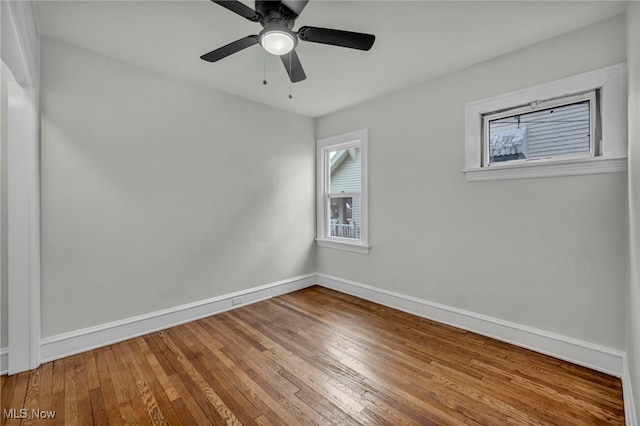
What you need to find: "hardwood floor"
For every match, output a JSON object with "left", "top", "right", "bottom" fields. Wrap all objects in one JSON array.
[{"left": 1, "top": 286, "right": 625, "bottom": 425}]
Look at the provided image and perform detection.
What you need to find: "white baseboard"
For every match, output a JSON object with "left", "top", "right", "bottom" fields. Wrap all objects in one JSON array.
[
  {"left": 0, "top": 347, "right": 7, "bottom": 375},
  {"left": 316, "top": 273, "right": 624, "bottom": 377},
  {"left": 22, "top": 271, "right": 629, "bottom": 390},
  {"left": 40, "top": 273, "right": 317, "bottom": 364},
  {"left": 623, "top": 354, "right": 638, "bottom": 426}
]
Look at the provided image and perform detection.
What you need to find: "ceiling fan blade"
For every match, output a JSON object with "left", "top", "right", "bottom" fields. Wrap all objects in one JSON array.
[
  {"left": 281, "top": 0, "right": 309, "bottom": 16},
  {"left": 211, "top": 0, "right": 261, "bottom": 22},
  {"left": 298, "top": 26, "right": 375, "bottom": 51},
  {"left": 280, "top": 49, "right": 306, "bottom": 83},
  {"left": 200, "top": 35, "right": 259, "bottom": 62}
]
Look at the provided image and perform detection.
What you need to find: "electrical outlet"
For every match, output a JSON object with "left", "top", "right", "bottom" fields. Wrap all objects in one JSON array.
[{"left": 232, "top": 296, "right": 243, "bottom": 306}]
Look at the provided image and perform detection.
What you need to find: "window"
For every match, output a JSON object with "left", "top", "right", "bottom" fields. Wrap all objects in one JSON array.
[
  {"left": 485, "top": 91, "right": 596, "bottom": 165},
  {"left": 464, "top": 64, "right": 627, "bottom": 181},
  {"left": 317, "top": 129, "right": 369, "bottom": 254}
]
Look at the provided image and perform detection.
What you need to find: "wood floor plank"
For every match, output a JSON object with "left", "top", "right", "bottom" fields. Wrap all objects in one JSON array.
[
  {"left": 109, "top": 341, "right": 158, "bottom": 426},
  {"left": 93, "top": 347, "right": 127, "bottom": 426},
  {"left": 89, "top": 388, "right": 110, "bottom": 426},
  {"left": 75, "top": 353, "right": 97, "bottom": 426},
  {"left": 6, "top": 372, "right": 30, "bottom": 426},
  {"left": 141, "top": 335, "right": 177, "bottom": 378},
  {"left": 121, "top": 339, "right": 181, "bottom": 426},
  {"left": 169, "top": 324, "right": 261, "bottom": 424},
  {"left": 35, "top": 362, "right": 54, "bottom": 423},
  {"left": 0, "top": 286, "right": 625, "bottom": 425},
  {"left": 63, "top": 355, "right": 80, "bottom": 425},
  {"left": 157, "top": 330, "right": 241, "bottom": 425},
  {"left": 21, "top": 367, "right": 42, "bottom": 426},
  {"left": 84, "top": 351, "right": 101, "bottom": 392},
  {"left": 147, "top": 333, "right": 224, "bottom": 424},
  {"left": 202, "top": 315, "right": 303, "bottom": 399},
  {"left": 161, "top": 327, "right": 250, "bottom": 423},
  {"left": 134, "top": 337, "right": 178, "bottom": 402},
  {"left": 1, "top": 374, "right": 18, "bottom": 426},
  {"left": 49, "top": 361, "right": 66, "bottom": 426}
]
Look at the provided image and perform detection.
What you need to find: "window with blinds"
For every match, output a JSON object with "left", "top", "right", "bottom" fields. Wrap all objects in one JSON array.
[{"left": 482, "top": 91, "right": 598, "bottom": 166}]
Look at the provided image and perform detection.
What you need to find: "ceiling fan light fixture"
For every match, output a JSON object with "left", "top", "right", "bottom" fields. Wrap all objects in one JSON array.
[{"left": 260, "top": 29, "right": 296, "bottom": 56}]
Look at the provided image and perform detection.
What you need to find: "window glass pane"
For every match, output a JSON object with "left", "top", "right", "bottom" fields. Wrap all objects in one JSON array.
[
  {"left": 488, "top": 101, "right": 590, "bottom": 164},
  {"left": 329, "top": 147, "right": 361, "bottom": 192},
  {"left": 329, "top": 196, "right": 360, "bottom": 240}
]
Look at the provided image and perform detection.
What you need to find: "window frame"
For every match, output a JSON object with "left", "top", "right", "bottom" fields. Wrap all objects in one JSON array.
[
  {"left": 464, "top": 63, "right": 627, "bottom": 181},
  {"left": 316, "top": 128, "right": 369, "bottom": 254}
]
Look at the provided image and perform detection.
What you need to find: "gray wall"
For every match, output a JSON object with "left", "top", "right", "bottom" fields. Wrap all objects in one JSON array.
[
  {"left": 316, "top": 15, "right": 628, "bottom": 349},
  {"left": 40, "top": 38, "right": 316, "bottom": 338},
  {"left": 627, "top": 3, "right": 640, "bottom": 421}
]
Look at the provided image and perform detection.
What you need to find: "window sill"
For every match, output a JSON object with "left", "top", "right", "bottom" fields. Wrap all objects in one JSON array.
[
  {"left": 463, "top": 156, "right": 627, "bottom": 182},
  {"left": 316, "top": 238, "right": 370, "bottom": 254}
]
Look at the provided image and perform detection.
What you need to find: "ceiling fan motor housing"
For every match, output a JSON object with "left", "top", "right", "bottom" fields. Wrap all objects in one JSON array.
[{"left": 256, "top": 1, "right": 298, "bottom": 29}]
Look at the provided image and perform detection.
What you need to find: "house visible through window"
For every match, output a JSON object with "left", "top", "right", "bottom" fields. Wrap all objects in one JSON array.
[
  {"left": 483, "top": 91, "right": 597, "bottom": 166},
  {"left": 317, "top": 129, "right": 369, "bottom": 254},
  {"left": 329, "top": 147, "right": 361, "bottom": 239}
]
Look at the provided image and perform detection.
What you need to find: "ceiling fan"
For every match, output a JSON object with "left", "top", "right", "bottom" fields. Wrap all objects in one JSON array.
[{"left": 200, "top": 0, "right": 376, "bottom": 83}]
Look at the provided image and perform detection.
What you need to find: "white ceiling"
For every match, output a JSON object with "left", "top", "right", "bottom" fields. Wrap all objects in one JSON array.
[{"left": 35, "top": 1, "right": 627, "bottom": 117}]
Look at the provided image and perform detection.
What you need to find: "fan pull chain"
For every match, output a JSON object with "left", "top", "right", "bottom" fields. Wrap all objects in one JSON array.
[
  {"left": 288, "top": 53, "right": 293, "bottom": 99},
  {"left": 263, "top": 50, "right": 267, "bottom": 85}
]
